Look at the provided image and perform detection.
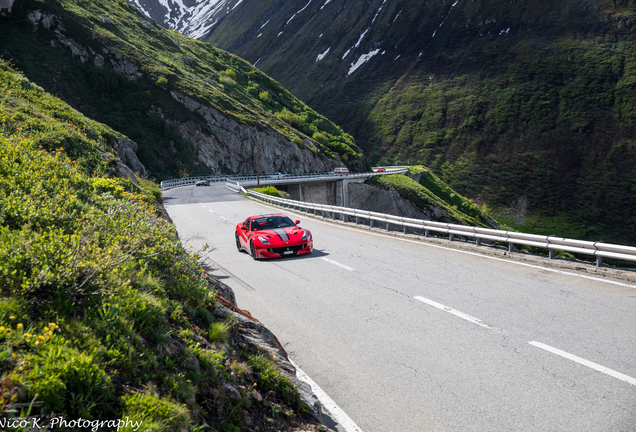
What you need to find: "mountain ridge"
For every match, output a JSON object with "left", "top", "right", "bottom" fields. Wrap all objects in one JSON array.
[
  {"left": 0, "top": 0, "right": 362, "bottom": 181},
  {"left": 138, "top": 0, "right": 636, "bottom": 244}
]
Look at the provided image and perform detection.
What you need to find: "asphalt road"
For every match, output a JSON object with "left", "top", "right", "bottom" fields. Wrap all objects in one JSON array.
[{"left": 164, "top": 184, "right": 636, "bottom": 432}]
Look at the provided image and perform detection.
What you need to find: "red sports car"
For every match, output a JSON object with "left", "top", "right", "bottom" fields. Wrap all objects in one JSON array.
[{"left": 235, "top": 213, "right": 313, "bottom": 260}]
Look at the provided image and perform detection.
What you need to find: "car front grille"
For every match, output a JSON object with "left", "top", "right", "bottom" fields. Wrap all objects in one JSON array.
[{"left": 268, "top": 244, "right": 307, "bottom": 254}]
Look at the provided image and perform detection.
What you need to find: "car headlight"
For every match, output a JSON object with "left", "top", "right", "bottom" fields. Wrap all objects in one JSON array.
[
  {"left": 257, "top": 236, "right": 270, "bottom": 245},
  {"left": 302, "top": 230, "right": 311, "bottom": 241}
]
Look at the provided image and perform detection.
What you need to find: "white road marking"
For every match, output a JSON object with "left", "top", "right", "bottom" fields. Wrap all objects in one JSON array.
[
  {"left": 529, "top": 341, "right": 636, "bottom": 386},
  {"left": 201, "top": 205, "right": 206, "bottom": 207},
  {"left": 413, "top": 296, "right": 500, "bottom": 331},
  {"left": 209, "top": 210, "right": 215, "bottom": 213},
  {"left": 219, "top": 216, "right": 228, "bottom": 221},
  {"left": 248, "top": 199, "right": 636, "bottom": 290},
  {"left": 290, "top": 358, "right": 365, "bottom": 432},
  {"left": 321, "top": 257, "right": 355, "bottom": 271}
]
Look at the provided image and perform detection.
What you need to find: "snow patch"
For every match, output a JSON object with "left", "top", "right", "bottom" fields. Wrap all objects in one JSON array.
[
  {"left": 259, "top": 20, "right": 270, "bottom": 30},
  {"left": 320, "top": 0, "right": 332, "bottom": 9},
  {"left": 288, "top": 0, "right": 312, "bottom": 24},
  {"left": 348, "top": 49, "right": 381, "bottom": 75},
  {"left": 432, "top": 0, "right": 460, "bottom": 38},
  {"left": 342, "top": 48, "right": 351, "bottom": 59},
  {"left": 394, "top": 55, "right": 400, "bottom": 60},
  {"left": 393, "top": 10, "right": 402, "bottom": 22},
  {"left": 354, "top": 28, "right": 369, "bottom": 48},
  {"left": 277, "top": 31, "right": 283, "bottom": 37},
  {"left": 372, "top": 7, "right": 382, "bottom": 23},
  {"left": 231, "top": 0, "right": 243, "bottom": 10},
  {"left": 316, "top": 47, "right": 331, "bottom": 62}
]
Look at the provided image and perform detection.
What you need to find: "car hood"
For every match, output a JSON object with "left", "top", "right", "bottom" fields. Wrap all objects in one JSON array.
[{"left": 257, "top": 227, "right": 304, "bottom": 242}]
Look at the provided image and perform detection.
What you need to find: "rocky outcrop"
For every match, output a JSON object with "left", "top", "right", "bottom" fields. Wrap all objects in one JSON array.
[
  {"left": 169, "top": 91, "right": 342, "bottom": 174},
  {"left": 348, "top": 182, "right": 454, "bottom": 223},
  {"left": 27, "top": 10, "right": 142, "bottom": 79},
  {"left": 113, "top": 137, "right": 147, "bottom": 176},
  {"left": 212, "top": 287, "right": 325, "bottom": 424}
]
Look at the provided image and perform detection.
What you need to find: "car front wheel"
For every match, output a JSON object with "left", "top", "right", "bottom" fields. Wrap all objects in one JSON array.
[
  {"left": 235, "top": 232, "right": 242, "bottom": 252},
  {"left": 250, "top": 240, "right": 258, "bottom": 260}
]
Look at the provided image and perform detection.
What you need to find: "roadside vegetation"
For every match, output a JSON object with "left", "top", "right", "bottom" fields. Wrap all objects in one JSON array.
[
  {"left": 0, "top": 61, "right": 321, "bottom": 431},
  {"left": 249, "top": 186, "right": 291, "bottom": 199},
  {"left": 0, "top": 0, "right": 361, "bottom": 180}
]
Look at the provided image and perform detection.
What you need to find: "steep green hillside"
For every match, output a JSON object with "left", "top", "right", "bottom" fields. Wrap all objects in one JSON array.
[
  {"left": 200, "top": 0, "right": 636, "bottom": 244},
  {"left": 0, "top": 0, "right": 360, "bottom": 180},
  {"left": 0, "top": 61, "right": 323, "bottom": 432},
  {"left": 354, "top": 31, "right": 636, "bottom": 244}
]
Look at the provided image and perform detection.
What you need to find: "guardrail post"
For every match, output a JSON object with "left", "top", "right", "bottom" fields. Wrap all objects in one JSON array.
[
  {"left": 596, "top": 256, "right": 603, "bottom": 267},
  {"left": 508, "top": 243, "right": 514, "bottom": 252},
  {"left": 476, "top": 237, "right": 481, "bottom": 246},
  {"left": 425, "top": 229, "right": 429, "bottom": 238},
  {"left": 403, "top": 225, "right": 407, "bottom": 234},
  {"left": 370, "top": 219, "right": 373, "bottom": 228},
  {"left": 549, "top": 249, "right": 555, "bottom": 259},
  {"left": 356, "top": 216, "right": 359, "bottom": 225},
  {"left": 386, "top": 221, "right": 390, "bottom": 231},
  {"left": 449, "top": 233, "right": 455, "bottom": 242}
]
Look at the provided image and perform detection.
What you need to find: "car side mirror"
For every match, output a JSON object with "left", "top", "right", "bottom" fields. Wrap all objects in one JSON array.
[
  {"left": 295, "top": 220, "right": 300, "bottom": 225},
  {"left": 241, "top": 226, "right": 247, "bottom": 230}
]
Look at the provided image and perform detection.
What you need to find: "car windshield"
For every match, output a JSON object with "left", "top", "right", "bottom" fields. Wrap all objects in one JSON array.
[{"left": 250, "top": 216, "right": 296, "bottom": 231}]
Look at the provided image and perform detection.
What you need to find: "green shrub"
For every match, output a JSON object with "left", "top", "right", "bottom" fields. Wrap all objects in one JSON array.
[
  {"left": 223, "top": 69, "right": 237, "bottom": 80},
  {"left": 248, "top": 354, "right": 302, "bottom": 408},
  {"left": 250, "top": 185, "right": 290, "bottom": 199},
  {"left": 121, "top": 392, "right": 190, "bottom": 432},
  {"left": 208, "top": 321, "right": 230, "bottom": 344},
  {"left": 24, "top": 344, "right": 114, "bottom": 418},
  {"left": 156, "top": 76, "right": 168, "bottom": 86},
  {"left": 312, "top": 132, "right": 329, "bottom": 146},
  {"left": 259, "top": 90, "right": 272, "bottom": 103}
]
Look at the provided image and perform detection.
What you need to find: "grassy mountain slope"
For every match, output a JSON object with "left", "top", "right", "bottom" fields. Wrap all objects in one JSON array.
[
  {"left": 0, "top": 0, "right": 361, "bottom": 180},
  {"left": 200, "top": 0, "right": 636, "bottom": 244},
  {"left": 0, "top": 61, "right": 325, "bottom": 431}
]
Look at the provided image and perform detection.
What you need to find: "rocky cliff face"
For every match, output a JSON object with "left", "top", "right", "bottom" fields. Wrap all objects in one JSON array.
[
  {"left": 168, "top": 91, "right": 341, "bottom": 174},
  {"left": 348, "top": 182, "right": 453, "bottom": 223}
]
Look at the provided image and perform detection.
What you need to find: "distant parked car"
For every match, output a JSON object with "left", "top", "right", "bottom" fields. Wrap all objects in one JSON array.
[
  {"left": 196, "top": 180, "right": 210, "bottom": 186},
  {"left": 334, "top": 167, "right": 349, "bottom": 175},
  {"left": 376, "top": 168, "right": 386, "bottom": 172},
  {"left": 270, "top": 172, "right": 287, "bottom": 180}
]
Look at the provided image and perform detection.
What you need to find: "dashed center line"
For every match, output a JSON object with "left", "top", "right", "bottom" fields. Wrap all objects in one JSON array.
[
  {"left": 219, "top": 216, "right": 227, "bottom": 221},
  {"left": 413, "top": 296, "right": 501, "bottom": 331},
  {"left": 529, "top": 341, "right": 636, "bottom": 386},
  {"left": 209, "top": 210, "right": 214, "bottom": 213},
  {"left": 321, "top": 257, "right": 355, "bottom": 272},
  {"left": 413, "top": 296, "right": 635, "bottom": 386}
]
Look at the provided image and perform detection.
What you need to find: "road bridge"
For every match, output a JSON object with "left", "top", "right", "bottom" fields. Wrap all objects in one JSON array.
[{"left": 162, "top": 167, "right": 408, "bottom": 207}]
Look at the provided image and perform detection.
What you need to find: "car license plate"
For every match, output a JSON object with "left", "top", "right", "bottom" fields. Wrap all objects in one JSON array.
[{"left": 283, "top": 251, "right": 294, "bottom": 255}]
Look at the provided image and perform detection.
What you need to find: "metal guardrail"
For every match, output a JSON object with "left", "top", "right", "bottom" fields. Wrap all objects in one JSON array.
[
  {"left": 229, "top": 188, "right": 636, "bottom": 267},
  {"left": 161, "top": 167, "right": 408, "bottom": 190},
  {"left": 161, "top": 174, "right": 244, "bottom": 190}
]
